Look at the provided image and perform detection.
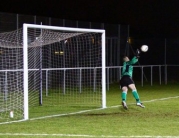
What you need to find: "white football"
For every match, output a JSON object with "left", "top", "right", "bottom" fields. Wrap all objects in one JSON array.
[{"left": 141, "top": 45, "right": 148, "bottom": 52}]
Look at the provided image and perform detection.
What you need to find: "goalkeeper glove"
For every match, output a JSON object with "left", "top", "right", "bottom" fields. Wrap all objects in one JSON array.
[{"left": 136, "top": 49, "right": 140, "bottom": 58}]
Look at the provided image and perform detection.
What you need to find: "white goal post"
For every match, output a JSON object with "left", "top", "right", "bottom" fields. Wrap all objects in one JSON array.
[
  {"left": 0, "top": 23, "right": 106, "bottom": 123},
  {"left": 23, "top": 23, "right": 106, "bottom": 120}
]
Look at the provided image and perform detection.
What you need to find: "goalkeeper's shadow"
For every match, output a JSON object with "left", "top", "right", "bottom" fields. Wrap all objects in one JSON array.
[{"left": 119, "top": 105, "right": 143, "bottom": 112}]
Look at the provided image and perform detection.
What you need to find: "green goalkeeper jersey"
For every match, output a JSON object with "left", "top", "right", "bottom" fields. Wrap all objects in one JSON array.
[{"left": 122, "top": 56, "right": 138, "bottom": 78}]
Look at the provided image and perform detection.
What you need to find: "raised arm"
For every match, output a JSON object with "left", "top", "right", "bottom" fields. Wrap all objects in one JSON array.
[{"left": 128, "top": 56, "right": 138, "bottom": 65}]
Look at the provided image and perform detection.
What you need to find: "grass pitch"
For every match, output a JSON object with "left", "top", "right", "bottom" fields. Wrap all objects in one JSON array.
[{"left": 0, "top": 82, "right": 179, "bottom": 138}]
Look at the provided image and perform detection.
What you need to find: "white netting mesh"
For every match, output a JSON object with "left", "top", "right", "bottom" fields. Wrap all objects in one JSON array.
[
  {"left": 0, "top": 27, "right": 103, "bottom": 123},
  {"left": 0, "top": 28, "right": 83, "bottom": 48}
]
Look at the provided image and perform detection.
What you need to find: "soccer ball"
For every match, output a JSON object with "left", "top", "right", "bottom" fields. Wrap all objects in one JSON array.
[{"left": 141, "top": 45, "right": 148, "bottom": 52}]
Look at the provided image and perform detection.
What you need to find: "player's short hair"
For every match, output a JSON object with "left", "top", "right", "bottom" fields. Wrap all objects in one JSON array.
[{"left": 123, "top": 56, "right": 129, "bottom": 62}]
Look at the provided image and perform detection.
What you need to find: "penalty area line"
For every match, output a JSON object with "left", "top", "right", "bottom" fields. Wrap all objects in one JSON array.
[{"left": 0, "top": 133, "right": 178, "bottom": 138}]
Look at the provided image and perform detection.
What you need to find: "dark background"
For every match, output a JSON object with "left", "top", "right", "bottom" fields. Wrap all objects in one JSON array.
[
  {"left": 0, "top": 0, "right": 179, "bottom": 38},
  {"left": 0, "top": 0, "right": 179, "bottom": 65},
  {"left": 0, "top": 0, "right": 179, "bottom": 82}
]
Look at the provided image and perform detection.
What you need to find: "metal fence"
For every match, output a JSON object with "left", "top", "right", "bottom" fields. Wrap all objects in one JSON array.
[{"left": 0, "top": 12, "right": 179, "bottom": 85}]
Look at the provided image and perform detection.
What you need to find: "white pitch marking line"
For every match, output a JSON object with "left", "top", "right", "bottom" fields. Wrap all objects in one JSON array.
[
  {"left": 111, "top": 95, "right": 179, "bottom": 108},
  {"left": 0, "top": 133, "right": 179, "bottom": 138},
  {"left": 30, "top": 95, "right": 179, "bottom": 121},
  {"left": 0, "top": 95, "right": 179, "bottom": 125},
  {"left": 0, "top": 96, "right": 179, "bottom": 137}
]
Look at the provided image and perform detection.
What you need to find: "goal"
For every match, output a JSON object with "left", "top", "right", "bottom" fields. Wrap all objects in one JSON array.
[{"left": 0, "top": 23, "right": 106, "bottom": 123}]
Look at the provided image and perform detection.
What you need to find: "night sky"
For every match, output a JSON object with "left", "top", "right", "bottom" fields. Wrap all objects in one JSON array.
[
  {"left": 0, "top": 0, "right": 179, "bottom": 66},
  {"left": 1, "top": 0, "right": 179, "bottom": 39}
]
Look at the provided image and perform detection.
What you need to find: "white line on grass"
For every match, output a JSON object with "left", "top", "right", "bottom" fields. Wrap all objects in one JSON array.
[
  {"left": 0, "top": 96, "right": 179, "bottom": 137},
  {"left": 110, "top": 95, "right": 179, "bottom": 108},
  {"left": 1, "top": 95, "right": 179, "bottom": 125},
  {"left": 30, "top": 95, "right": 179, "bottom": 121},
  {"left": 0, "top": 133, "right": 179, "bottom": 138}
]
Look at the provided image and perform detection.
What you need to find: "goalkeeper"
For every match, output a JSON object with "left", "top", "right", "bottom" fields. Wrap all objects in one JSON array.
[{"left": 120, "top": 50, "right": 145, "bottom": 109}]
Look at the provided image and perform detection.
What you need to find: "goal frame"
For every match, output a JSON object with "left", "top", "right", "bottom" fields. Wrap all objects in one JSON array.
[{"left": 23, "top": 23, "right": 106, "bottom": 120}]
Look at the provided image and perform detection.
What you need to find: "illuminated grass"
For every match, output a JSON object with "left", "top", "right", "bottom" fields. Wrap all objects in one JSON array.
[{"left": 0, "top": 82, "right": 179, "bottom": 137}]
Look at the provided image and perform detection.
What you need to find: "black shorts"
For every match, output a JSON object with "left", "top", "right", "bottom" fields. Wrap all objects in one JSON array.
[{"left": 120, "top": 75, "right": 134, "bottom": 88}]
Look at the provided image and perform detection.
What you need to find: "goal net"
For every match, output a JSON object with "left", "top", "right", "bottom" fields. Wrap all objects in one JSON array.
[{"left": 0, "top": 24, "right": 106, "bottom": 123}]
